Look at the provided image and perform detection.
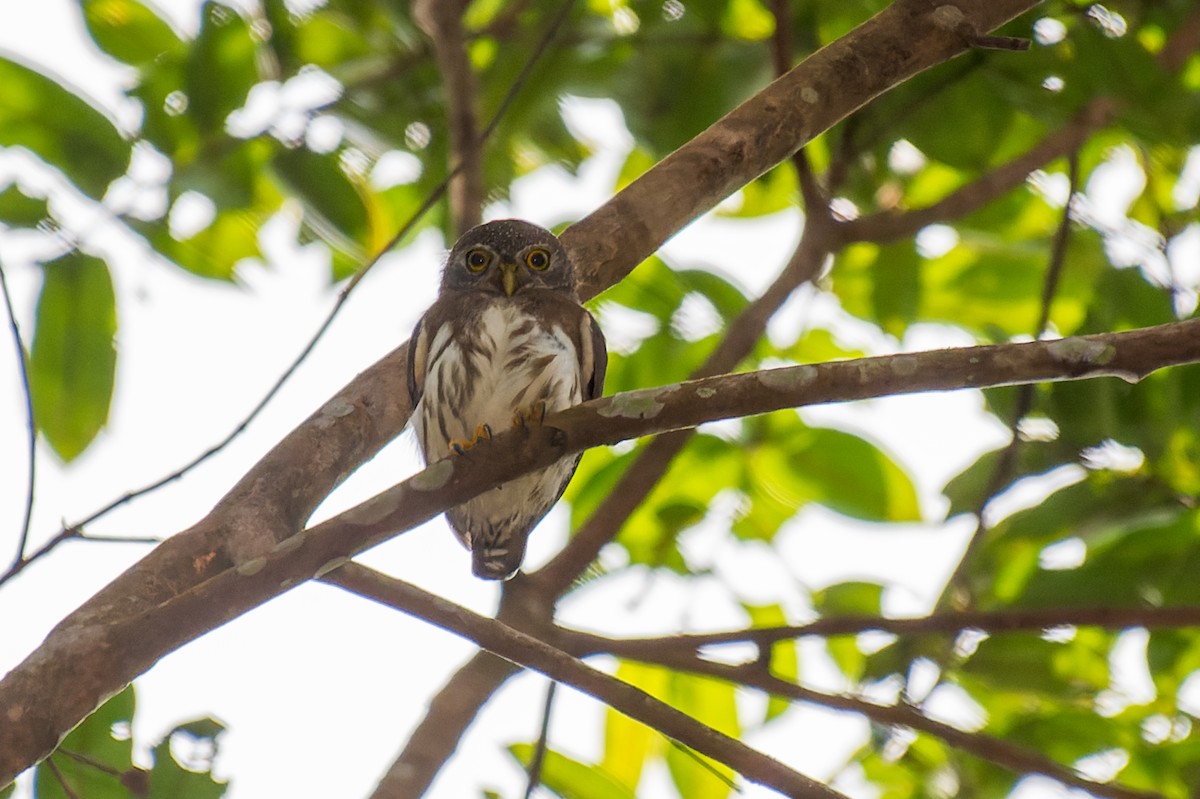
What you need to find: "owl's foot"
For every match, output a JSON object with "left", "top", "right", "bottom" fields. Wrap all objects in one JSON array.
[
  {"left": 449, "top": 423, "right": 493, "bottom": 455},
  {"left": 511, "top": 401, "right": 547, "bottom": 429}
]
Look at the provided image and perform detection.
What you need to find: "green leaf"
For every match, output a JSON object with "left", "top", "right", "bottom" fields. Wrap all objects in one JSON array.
[
  {"left": 134, "top": 205, "right": 262, "bottom": 281},
  {"left": 35, "top": 686, "right": 135, "bottom": 799},
  {"left": 273, "top": 147, "right": 373, "bottom": 258},
  {"left": 187, "top": 2, "right": 261, "bottom": 136},
  {"left": 602, "top": 660, "right": 669, "bottom": 791},
  {"left": 29, "top": 253, "right": 117, "bottom": 461},
  {"left": 81, "top": 0, "right": 183, "bottom": 66},
  {"left": 812, "top": 582, "right": 883, "bottom": 681},
  {"left": 0, "top": 57, "right": 129, "bottom": 198},
  {"left": 147, "top": 718, "right": 228, "bottom": 799},
  {"left": 733, "top": 415, "right": 921, "bottom": 539},
  {"left": 721, "top": 0, "right": 775, "bottom": 41},
  {"left": 665, "top": 672, "right": 739, "bottom": 799},
  {"left": 509, "top": 743, "right": 636, "bottom": 799},
  {"left": 743, "top": 603, "right": 798, "bottom": 722},
  {"left": 0, "top": 183, "right": 49, "bottom": 228}
]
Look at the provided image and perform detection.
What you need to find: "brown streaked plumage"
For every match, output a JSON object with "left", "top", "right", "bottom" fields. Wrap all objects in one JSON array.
[{"left": 407, "top": 219, "right": 607, "bottom": 580}]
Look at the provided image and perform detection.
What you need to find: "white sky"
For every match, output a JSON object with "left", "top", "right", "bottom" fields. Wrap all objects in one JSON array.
[{"left": 0, "top": 2, "right": 1162, "bottom": 798}]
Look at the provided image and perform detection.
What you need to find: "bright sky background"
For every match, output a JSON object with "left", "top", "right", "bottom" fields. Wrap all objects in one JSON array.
[{"left": 0, "top": 2, "right": 1162, "bottom": 798}]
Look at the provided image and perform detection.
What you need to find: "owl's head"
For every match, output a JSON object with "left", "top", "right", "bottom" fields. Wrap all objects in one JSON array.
[{"left": 441, "top": 219, "right": 577, "bottom": 299}]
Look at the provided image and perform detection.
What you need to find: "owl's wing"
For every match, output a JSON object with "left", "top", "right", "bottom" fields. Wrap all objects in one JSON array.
[
  {"left": 406, "top": 315, "right": 429, "bottom": 408},
  {"left": 581, "top": 310, "right": 607, "bottom": 401}
]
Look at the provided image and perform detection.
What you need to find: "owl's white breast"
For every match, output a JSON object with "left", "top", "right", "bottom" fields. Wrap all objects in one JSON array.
[{"left": 416, "top": 300, "right": 582, "bottom": 460}]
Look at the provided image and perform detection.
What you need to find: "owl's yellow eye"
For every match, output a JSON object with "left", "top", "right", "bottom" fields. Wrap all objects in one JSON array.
[
  {"left": 526, "top": 248, "right": 551, "bottom": 271},
  {"left": 465, "top": 248, "right": 491, "bottom": 272}
]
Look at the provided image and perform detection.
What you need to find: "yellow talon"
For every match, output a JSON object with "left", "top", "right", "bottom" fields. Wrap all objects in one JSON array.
[
  {"left": 512, "top": 402, "right": 547, "bottom": 428},
  {"left": 449, "top": 423, "right": 493, "bottom": 454}
]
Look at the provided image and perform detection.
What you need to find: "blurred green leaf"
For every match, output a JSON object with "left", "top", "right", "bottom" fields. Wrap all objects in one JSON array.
[
  {"left": 81, "top": 0, "right": 183, "bottom": 66},
  {"left": 147, "top": 718, "right": 228, "bottom": 799},
  {"left": 273, "top": 147, "right": 373, "bottom": 258},
  {"left": 35, "top": 685, "right": 134, "bottom": 799},
  {"left": 665, "top": 672, "right": 738, "bottom": 799},
  {"left": 187, "top": 2, "right": 261, "bottom": 136},
  {"left": 29, "top": 253, "right": 117, "bottom": 461},
  {"left": 0, "top": 57, "right": 129, "bottom": 197},
  {"left": 743, "top": 603, "right": 798, "bottom": 722},
  {"left": 734, "top": 414, "right": 921, "bottom": 539},
  {"left": 0, "top": 183, "right": 49, "bottom": 228},
  {"left": 510, "top": 743, "right": 636, "bottom": 799},
  {"left": 602, "top": 660, "right": 669, "bottom": 792}
]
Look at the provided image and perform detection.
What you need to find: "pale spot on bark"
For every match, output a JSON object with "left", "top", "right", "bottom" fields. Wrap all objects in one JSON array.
[
  {"left": 315, "top": 556, "right": 349, "bottom": 578},
  {"left": 236, "top": 557, "right": 267, "bottom": 576},
  {"left": 1046, "top": 338, "right": 1114, "bottom": 365},
  {"left": 411, "top": 460, "right": 454, "bottom": 491},
  {"left": 757, "top": 365, "right": 818, "bottom": 390},
  {"left": 599, "top": 389, "right": 666, "bottom": 419}
]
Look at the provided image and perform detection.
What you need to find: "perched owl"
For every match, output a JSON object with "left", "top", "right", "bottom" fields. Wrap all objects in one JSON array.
[{"left": 407, "top": 219, "right": 607, "bottom": 580}]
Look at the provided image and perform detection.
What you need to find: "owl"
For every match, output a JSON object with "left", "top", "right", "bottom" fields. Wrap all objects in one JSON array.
[{"left": 407, "top": 219, "right": 607, "bottom": 580}]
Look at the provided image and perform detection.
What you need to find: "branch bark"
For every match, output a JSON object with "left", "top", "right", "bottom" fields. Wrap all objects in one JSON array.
[
  {"left": 415, "top": 0, "right": 484, "bottom": 234},
  {"left": 560, "top": 605, "right": 1200, "bottom": 659},
  {"left": 0, "top": 0, "right": 1045, "bottom": 784},
  {"left": 328, "top": 564, "right": 847, "bottom": 799}
]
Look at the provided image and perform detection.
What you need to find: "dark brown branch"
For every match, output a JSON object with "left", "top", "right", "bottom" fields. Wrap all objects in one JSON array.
[
  {"left": 651, "top": 656, "right": 1164, "bottom": 799},
  {"left": 326, "top": 563, "right": 847, "bottom": 799},
  {"left": 415, "top": 0, "right": 483, "bottom": 234},
  {"left": 838, "top": 102, "right": 1111, "bottom": 246},
  {"left": 563, "top": 0, "right": 1041, "bottom": 299},
  {"left": 557, "top": 605, "right": 1200, "bottom": 658}
]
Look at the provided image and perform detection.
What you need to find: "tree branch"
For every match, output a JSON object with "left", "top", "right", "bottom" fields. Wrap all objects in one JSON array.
[
  {"left": 556, "top": 605, "right": 1200, "bottom": 658},
  {"left": 415, "top": 0, "right": 484, "bottom": 234},
  {"left": 563, "top": 0, "right": 1041, "bottom": 298},
  {"left": 326, "top": 563, "right": 847, "bottom": 799}
]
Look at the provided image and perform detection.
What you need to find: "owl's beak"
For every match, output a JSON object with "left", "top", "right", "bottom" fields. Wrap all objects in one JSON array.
[{"left": 500, "top": 261, "right": 519, "bottom": 296}]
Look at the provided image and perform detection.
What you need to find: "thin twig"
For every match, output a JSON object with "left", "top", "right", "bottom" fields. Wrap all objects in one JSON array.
[
  {"left": 0, "top": 260, "right": 36, "bottom": 569},
  {"left": 0, "top": 528, "right": 159, "bottom": 588},
  {"left": 44, "top": 756, "right": 81, "bottom": 799},
  {"left": 557, "top": 604, "right": 1200, "bottom": 657},
  {"left": 940, "top": 149, "right": 1081, "bottom": 609},
  {"left": 523, "top": 681, "right": 556, "bottom": 799}
]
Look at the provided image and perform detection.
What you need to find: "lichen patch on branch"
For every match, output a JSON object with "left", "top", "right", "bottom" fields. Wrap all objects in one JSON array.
[{"left": 598, "top": 388, "right": 667, "bottom": 419}]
